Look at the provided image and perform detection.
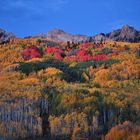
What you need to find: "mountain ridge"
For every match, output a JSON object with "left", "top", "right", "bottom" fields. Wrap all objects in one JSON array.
[
  {"left": 34, "top": 25, "right": 140, "bottom": 43},
  {"left": 1, "top": 25, "right": 140, "bottom": 44}
]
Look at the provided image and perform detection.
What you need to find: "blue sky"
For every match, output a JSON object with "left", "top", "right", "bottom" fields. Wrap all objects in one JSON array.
[{"left": 0, "top": 0, "right": 140, "bottom": 37}]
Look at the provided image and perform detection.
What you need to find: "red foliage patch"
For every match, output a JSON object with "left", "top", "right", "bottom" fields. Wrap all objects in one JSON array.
[
  {"left": 45, "top": 47, "right": 65, "bottom": 60},
  {"left": 45, "top": 47, "right": 63, "bottom": 56},
  {"left": 92, "top": 54, "right": 108, "bottom": 61},
  {"left": 76, "top": 49, "right": 88, "bottom": 56},
  {"left": 21, "top": 43, "right": 115, "bottom": 62},
  {"left": 22, "top": 46, "right": 42, "bottom": 60},
  {"left": 55, "top": 53, "right": 64, "bottom": 60}
]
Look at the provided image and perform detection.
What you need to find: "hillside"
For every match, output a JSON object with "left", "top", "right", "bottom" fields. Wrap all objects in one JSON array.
[{"left": 0, "top": 33, "right": 140, "bottom": 140}]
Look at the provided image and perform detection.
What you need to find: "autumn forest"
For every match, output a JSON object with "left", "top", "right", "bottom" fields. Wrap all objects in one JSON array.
[{"left": 0, "top": 36, "right": 140, "bottom": 140}]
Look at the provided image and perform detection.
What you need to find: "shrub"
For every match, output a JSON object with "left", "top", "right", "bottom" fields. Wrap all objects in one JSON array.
[
  {"left": 105, "top": 121, "right": 140, "bottom": 140},
  {"left": 22, "top": 46, "right": 42, "bottom": 60}
]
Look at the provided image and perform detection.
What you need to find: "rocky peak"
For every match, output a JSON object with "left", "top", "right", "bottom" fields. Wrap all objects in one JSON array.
[
  {"left": 0, "top": 28, "right": 15, "bottom": 44},
  {"left": 121, "top": 25, "right": 137, "bottom": 35},
  {"left": 48, "top": 29, "right": 66, "bottom": 34},
  {"left": 122, "top": 24, "right": 133, "bottom": 30},
  {"left": 104, "top": 25, "right": 140, "bottom": 42},
  {"left": 47, "top": 29, "right": 89, "bottom": 42},
  {"left": 30, "top": 25, "right": 140, "bottom": 43}
]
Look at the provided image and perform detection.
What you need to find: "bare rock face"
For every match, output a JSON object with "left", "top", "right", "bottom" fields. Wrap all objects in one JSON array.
[
  {"left": 93, "top": 33, "right": 107, "bottom": 42},
  {"left": 28, "top": 25, "right": 140, "bottom": 43},
  {"left": 47, "top": 29, "right": 89, "bottom": 42},
  {"left": 73, "top": 34, "right": 89, "bottom": 43},
  {"left": 46, "top": 25, "right": 140, "bottom": 43},
  {"left": 93, "top": 25, "right": 140, "bottom": 43},
  {"left": 106, "top": 25, "right": 140, "bottom": 42},
  {"left": 0, "top": 28, "right": 15, "bottom": 44},
  {"left": 47, "top": 29, "right": 72, "bottom": 42}
]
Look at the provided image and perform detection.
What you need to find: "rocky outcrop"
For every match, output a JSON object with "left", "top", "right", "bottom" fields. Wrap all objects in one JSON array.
[
  {"left": 47, "top": 25, "right": 140, "bottom": 43},
  {"left": 0, "top": 29, "right": 15, "bottom": 44},
  {"left": 24, "top": 25, "right": 140, "bottom": 43},
  {"left": 47, "top": 29, "right": 89, "bottom": 43},
  {"left": 93, "top": 25, "right": 140, "bottom": 43},
  {"left": 93, "top": 33, "right": 107, "bottom": 42},
  {"left": 106, "top": 25, "right": 140, "bottom": 42}
]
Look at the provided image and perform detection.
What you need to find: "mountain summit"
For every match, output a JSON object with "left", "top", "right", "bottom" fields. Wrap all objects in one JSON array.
[
  {"left": 47, "top": 29, "right": 89, "bottom": 42},
  {"left": 4, "top": 25, "right": 140, "bottom": 43},
  {"left": 0, "top": 29, "right": 15, "bottom": 44},
  {"left": 45, "top": 25, "right": 140, "bottom": 43},
  {"left": 105, "top": 25, "right": 140, "bottom": 42}
]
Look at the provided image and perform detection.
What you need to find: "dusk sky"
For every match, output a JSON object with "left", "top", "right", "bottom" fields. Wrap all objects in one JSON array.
[{"left": 0, "top": 0, "right": 140, "bottom": 37}]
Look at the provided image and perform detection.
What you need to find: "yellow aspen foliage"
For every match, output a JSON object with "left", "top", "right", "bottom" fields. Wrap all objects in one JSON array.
[
  {"left": 38, "top": 67, "right": 63, "bottom": 78},
  {"left": 94, "top": 69, "right": 111, "bottom": 86},
  {"left": 18, "top": 78, "right": 39, "bottom": 86}
]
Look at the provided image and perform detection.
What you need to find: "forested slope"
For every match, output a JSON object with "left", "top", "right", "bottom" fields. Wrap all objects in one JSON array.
[{"left": 0, "top": 38, "right": 140, "bottom": 140}]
